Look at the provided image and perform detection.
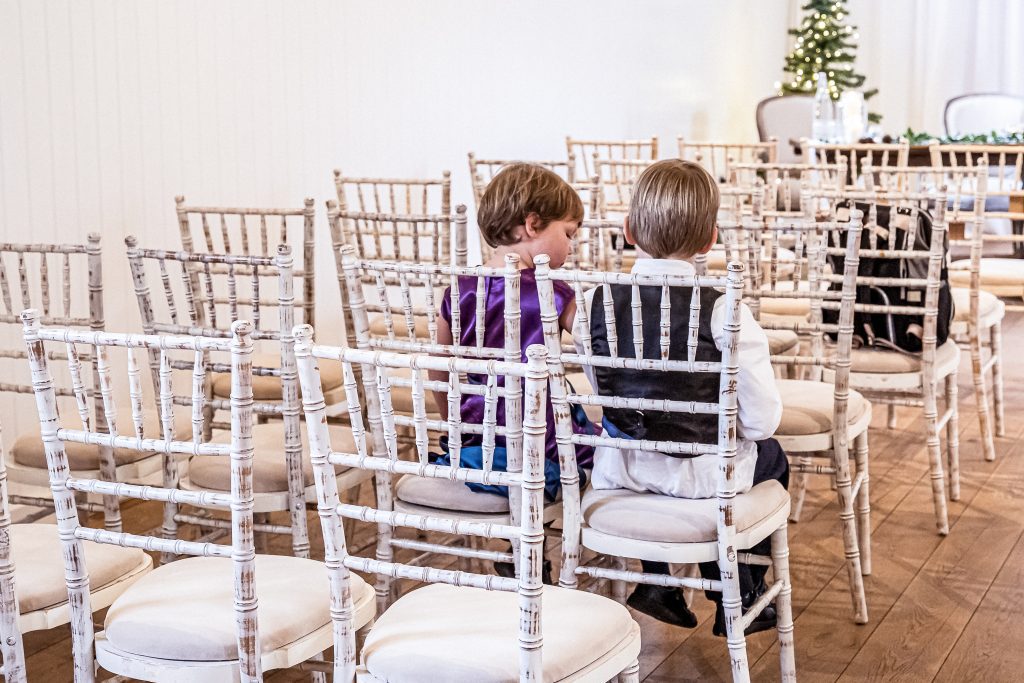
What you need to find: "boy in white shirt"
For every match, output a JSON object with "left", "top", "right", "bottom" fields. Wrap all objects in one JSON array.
[{"left": 580, "top": 159, "right": 788, "bottom": 635}]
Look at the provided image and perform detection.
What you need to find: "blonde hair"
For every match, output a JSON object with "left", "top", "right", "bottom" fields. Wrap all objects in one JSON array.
[
  {"left": 628, "top": 159, "right": 719, "bottom": 258},
  {"left": 478, "top": 163, "right": 583, "bottom": 248}
]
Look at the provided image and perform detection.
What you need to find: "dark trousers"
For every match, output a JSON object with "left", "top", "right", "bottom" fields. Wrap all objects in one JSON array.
[{"left": 640, "top": 438, "right": 790, "bottom": 601}]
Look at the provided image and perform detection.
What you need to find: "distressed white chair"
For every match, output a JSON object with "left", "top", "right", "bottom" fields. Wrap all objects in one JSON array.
[
  {"left": 126, "top": 240, "right": 371, "bottom": 559},
  {"left": 535, "top": 257, "right": 796, "bottom": 683},
  {"left": 756, "top": 95, "right": 813, "bottom": 163},
  {"left": 293, "top": 329, "right": 642, "bottom": 682},
  {"left": 811, "top": 186, "right": 961, "bottom": 535},
  {"left": 468, "top": 152, "right": 577, "bottom": 204},
  {"left": 678, "top": 138, "right": 778, "bottom": 183},
  {"left": 867, "top": 163, "right": 1002, "bottom": 461},
  {"left": 729, "top": 214, "right": 872, "bottom": 622},
  {"left": 22, "top": 315, "right": 374, "bottom": 683},
  {"left": 0, "top": 418, "right": 153, "bottom": 683},
  {"left": 930, "top": 143, "right": 1024, "bottom": 306},
  {"left": 566, "top": 135, "right": 658, "bottom": 183},
  {"left": 725, "top": 160, "right": 846, "bottom": 217},
  {"left": 594, "top": 157, "right": 653, "bottom": 216},
  {"left": 944, "top": 93, "right": 1024, "bottom": 138},
  {"left": 175, "top": 197, "right": 317, "bottom": 328},
  {"left": 804, "top": 140, "right": 909, "bottom": 189}
]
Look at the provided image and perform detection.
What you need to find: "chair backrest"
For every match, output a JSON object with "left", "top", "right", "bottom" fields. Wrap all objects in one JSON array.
[
  {"left": 723, "top": 161, "right": 847, "bottom": 218},
  {"left": 803, "top": 141, "right": 910, "bottom": 189},
  {"left": 677, "top": 138, "right": 778, "bottom": 183},
  {"left": 333, "top": 169, "right": 451, "bottom": 216},
  {"left": 570, "top": 218, "right": 630, "bottom": 273},
  {"left": 293, "top": 328, "right": 550, "bottom": 682},
  {"left": 534, "top": 254, "right": 744, "bottom": 585},
  {"left": 929, "top": 144, "right": 1024, "bottom": 221},
  {"left": 467, "top": 153, "right": 576, "bottom": 206},
  {"left": 566, "top": 136, "right": 657, "bottom": 181},
  {"left": 594, "top": 157, "right": 653, "bottom": 215},
  {"left": 944, "top": 93, "right": 1024, "bottom": 138},
  {"left": 175, "top": 197, "right": 316, "bottom": 328},
  {"left": 22, "top": 314, "right": 260, "bottom": 682},
  {"left": 756, "top": 95, "right": 814, "bottom": 163},
  {"left": 0, "top": 419, "right": 26, "bottom": 683}
]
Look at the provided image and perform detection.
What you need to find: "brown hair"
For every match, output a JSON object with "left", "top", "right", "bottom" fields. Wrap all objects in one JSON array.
[
  {"left": 628, "top": 159, "right": 719, "bottom": 258},
  {"left": 477, "top": 163, "right": 583, "bottom": 248}
]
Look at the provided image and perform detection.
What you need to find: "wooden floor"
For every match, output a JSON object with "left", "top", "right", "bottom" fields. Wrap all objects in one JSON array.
[{"left": 18, "top": 312, "right": 1024, "bottom": 682}]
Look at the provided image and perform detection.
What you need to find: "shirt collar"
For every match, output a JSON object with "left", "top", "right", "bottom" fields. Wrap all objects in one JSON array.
[{"left": 630, "top": 257, "right": 697, "bottom": 277}]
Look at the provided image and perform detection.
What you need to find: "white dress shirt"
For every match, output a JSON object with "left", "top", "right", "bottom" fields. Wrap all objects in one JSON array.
[{"left": 576, "top": 257, "right": 782, "bottom": 499}]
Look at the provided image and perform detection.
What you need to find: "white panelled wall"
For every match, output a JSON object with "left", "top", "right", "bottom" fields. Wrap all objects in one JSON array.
[{"left": 1, "top": 0, "right": 1021, "bottom": 435}]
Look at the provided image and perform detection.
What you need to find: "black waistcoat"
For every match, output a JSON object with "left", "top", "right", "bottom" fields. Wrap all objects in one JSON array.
[{"left": 589, "top": 283, "right": 723, "bottom": 454}]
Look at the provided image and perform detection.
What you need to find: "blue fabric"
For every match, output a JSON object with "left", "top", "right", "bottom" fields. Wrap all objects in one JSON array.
[{"left": 433, "top": 446, "right": 565, "bottom": 502}]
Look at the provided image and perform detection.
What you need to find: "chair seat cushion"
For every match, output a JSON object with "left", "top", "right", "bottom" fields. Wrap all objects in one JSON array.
[
  {"left": 188, "top": 423, "right": 351, "bottom": 493},
  {"left": 581, "top": 481, "right": 789, "bottom": 544},
  {"left": 395, "top": 474, "right": 509, "bottom": 513},
  {"left": 212, "top": 351, "right": 344, "bottom": 400},
  {"left": 381, "top": 366, "right": 442, "bottom": 416},
  {"left": 950, "top": 257, "right": 1024, "bottom": 297},
  {"left": 368, "top": 313, "right": 435, "bottom": 340},
  {"left": 11, "top": 523, "right": 149, "bottom": 613},
  {"left": 776, "top": 379, "right": 871, "bottom": 436},
  {"left": 362, "top": 583, "right": 637, "bottom": 683},
  {"left": 766, "top": 329, "right": 800, "bottom": 355},
  {"left": 952, "top": 287, "right": 1004, "bottom": 323},
  {"left": 11, "top": 408, "right": 193, "bottom": 471},
  {"left": 849, "top": 338, "right": 959, "bottom": 374},
  {"left": 104, "top": 555, "right": 357, "bottom": 662}
]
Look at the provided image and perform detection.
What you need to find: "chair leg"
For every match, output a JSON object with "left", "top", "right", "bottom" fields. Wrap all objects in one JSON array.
[
  {"left": 945, "top": 373, "right": 961, "bottom": 501},
  {"left": 833, "top": 439, "right": 868, "bottom": 624},
  {"left": 886, "top": 404, "right": 897, "bottom": 429},
  {"left": 611, "top": 555, "right": 628, "bottom": 605},
  {"left": 788, "top": 455, "right": 810, "bottom": 523},
  {"left": 991, "top": 321, "right": 1005, "bottom": 438},
  {"left": 771, "top": 524, "right": 796, "bottom": 683},
  {"left": 923, "top": 380, "right": 950, "bottom": 535},
  {"left": 617, "top": 659, "right": 640, "bottom": 683},
  {"left": 853, "top": 430, "right": 871, "bottom": 576},
  {"left": 969, "top": 320, "right": 996, "bottom": 461},
  {"left": 253, "top": 512, "right": 271, "bottom": 554}
]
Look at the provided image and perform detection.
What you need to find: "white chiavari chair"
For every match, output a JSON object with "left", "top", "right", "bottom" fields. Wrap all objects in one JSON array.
[
  {"left": 804, "top": 140, "right": 909, "bottom": 189},
  {"left": 594, "top": 157, "right": 653, "bottom": 216},
  {"left": 725, "top": 214, "right": 871, "bottom": 622},
  {"left": 468, "top": 153, "right": 577, "bottom": 205},
  {"left": 867, "top": 163, "right": 1002, "bottom": 461},
  {"left": 126, "top": 240, "right": 371, "bottom": 559},
  {"left": 535, "top": 256, "right": 796, "bottom": 683},
  {"left": 566, "top": 135, "right": 657, "bottom": 183},
  {"left": 293, "top": 329, "right": 642, "bottom": 682},
  {"left": 0, "top": 235, "right": 161, "bottom": 529},
  {"left": 811, "top": 185, "right": 960, "bottom": 535},
  {"left": 22, "top": 315, "right": 373, "bottom": 682},
  {"left": 678, "top": 137, "right": 778, "bottom": 183},
  {"left": 175, "top": 197, "right": 317, "bottom": 328},
  {"left": 725, "top": 160, "right": 847, "bottom": 217}
]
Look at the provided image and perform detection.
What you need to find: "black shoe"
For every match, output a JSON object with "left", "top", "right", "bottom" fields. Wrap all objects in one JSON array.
[
  {"left": 712, "top": 583, "right": 778, "bottom": 637},
  {"left": 626, "top": 584, "right": 698, "bottom": 628},
  {"left": 494, "top": 559, "right": 554, "bottom": 585}
]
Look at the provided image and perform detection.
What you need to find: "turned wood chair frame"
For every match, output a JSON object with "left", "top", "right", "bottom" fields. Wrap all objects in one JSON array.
[
  {"left": 175, "top": 196, "right": 317, "bottom": 329},
  {"left": 593, "top": 156, "right": 653, "bottom": 216},
  {"left": 0, "top": 235, "right": 129, "bottom": 528},
  {"left": 534, "top": 256, "right": 796, "bottom": 683},
  {"left": 809, "top": 185, "right": 960, "bottom": 535},
  {"left": 565, "top": 135, "right": 658, "bottom": 184},
  {"left": 723, "top": 160, "right": 847, "bottom": 219},
  {"left": 21, "top": 317, "right": 344, "bottom": 682},
  {"left": 293, "top": 332, "right": 642, "bottom": 682},
  {"left": 677, "top": 137, "right": 778, "bottom": 183},
  {"left": 803, "top": 140, "right": 910, "bottom": 190},
  {"left": 467, "top": 152, "right": 577, "bottom": 205}
]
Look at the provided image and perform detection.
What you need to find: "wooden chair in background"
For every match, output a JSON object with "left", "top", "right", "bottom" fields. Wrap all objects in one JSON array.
[
  {"left": 293, "top": 329, "right": 642, "bottom": 682},
  {"left": 803, "top": 140, "right": 909, "bottom": 189},
  {"left": 566, "top": 135, "right": 658, "bottom": 183},
  {"left": 678, "top": 137, "right": 778, "bottom": 183}
]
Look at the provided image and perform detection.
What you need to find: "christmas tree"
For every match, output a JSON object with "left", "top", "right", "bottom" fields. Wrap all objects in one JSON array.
[{"left": 779, "top": 0, "right": 879, "bottom": 121}]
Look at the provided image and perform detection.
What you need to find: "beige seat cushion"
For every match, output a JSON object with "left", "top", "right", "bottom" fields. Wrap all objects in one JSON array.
[
  {"left": 368, "top": 313, "right": 434, "bottom": 340},
  {"left": 849, "top": 338, "right": 959, "bottom": 374},
  {"left": 11, "top": 523, "right": 149, "bottom": 613},
  {"left": 362, "top": 583, "right": 636, "bottom": 683},
  {"left": 211, "top": 351, "right": 343, "bottom": 400},
  {"left": 951, "top": 287, "right": 1004, "bottom": 323},
  {"left": 950, "top": 257, "right": 1024, "bottom": 298},
  {"left": 581, "top": 481, "right": 789, "bottom": 544},
  {"left": 189, "top": 423, "right": 352, "bottom": 493},
  {"left": 104, "top": 555, "right": 357, "bottom": 662},
  {"left": 776, "top": 379, "right": 871, "bottom": 436},
  {"left": 11, "top": 408, "right": 193, "bottom": 471},
  {"left": 382, "top": 366, "right": 442, "bottom": 416},
  {"left": 766, "top": 329, "right": 800, "bottom": 355},
  {"left": 395, "top": 474, "right": 509, "bottom": 513}
]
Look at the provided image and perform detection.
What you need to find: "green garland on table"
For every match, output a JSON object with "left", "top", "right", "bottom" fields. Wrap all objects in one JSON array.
[{"left": 903, "top": 128, "right": 1024, "bottom": 145}]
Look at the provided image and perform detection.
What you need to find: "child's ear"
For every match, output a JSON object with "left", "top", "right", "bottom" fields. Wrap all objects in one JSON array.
[
  {"left": 623, "top": 216, "right": 637, "bottom": 246},
  {"left": 524, "top": 213, "right": 542, "bottom": 238},
  {"left": 698, "top": 225, "right": 718, "bottom": 255}
]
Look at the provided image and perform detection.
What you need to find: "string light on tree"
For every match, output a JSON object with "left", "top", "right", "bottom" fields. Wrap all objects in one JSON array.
[{"left": 778, "top": 0, "right": 880, "bottom": 122}]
